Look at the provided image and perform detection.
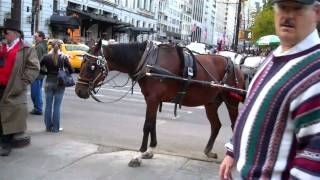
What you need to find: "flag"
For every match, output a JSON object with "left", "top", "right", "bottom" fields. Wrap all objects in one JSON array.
[
  {"left": 192, "top": 23, "right": 196, "bottom": 32},
  {"left": 204, "top": 28, "right": 208, "bottom": 39}
]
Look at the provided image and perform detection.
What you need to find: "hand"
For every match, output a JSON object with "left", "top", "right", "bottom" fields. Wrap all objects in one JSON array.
[{"left": 219, "top": 155, "right": 234, "bottom": 180}]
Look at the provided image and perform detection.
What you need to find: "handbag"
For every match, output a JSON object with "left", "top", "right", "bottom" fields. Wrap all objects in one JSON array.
[{"left": 57, "top": 55, "right": 75, "bottom": 87}]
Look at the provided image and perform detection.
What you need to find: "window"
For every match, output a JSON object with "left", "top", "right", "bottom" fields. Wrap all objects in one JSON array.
[{"left": 65, "top": 45, "right": 89, "bottom": 52}]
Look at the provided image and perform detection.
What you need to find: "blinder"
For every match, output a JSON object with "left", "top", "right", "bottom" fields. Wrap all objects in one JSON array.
[{"left": 77, "top": 52, "right": 109, "bottom": 90}]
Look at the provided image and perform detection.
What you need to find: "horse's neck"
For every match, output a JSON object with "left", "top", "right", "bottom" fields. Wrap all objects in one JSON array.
[
  {"left": 107, "top": 56, "right": 140, "bottom": 74},
  {"left": 106, "top": 43, "right": 146, "bottom": 75}
]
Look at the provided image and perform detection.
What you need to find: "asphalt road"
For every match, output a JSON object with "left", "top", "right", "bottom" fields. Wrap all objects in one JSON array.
[{"left": 27, "top": 72, "right": 236, "bottom": 162}]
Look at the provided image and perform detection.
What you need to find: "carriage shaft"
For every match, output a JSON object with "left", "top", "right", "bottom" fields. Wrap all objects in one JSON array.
[{"left": 145, "top": 72, "right": 247, "bottom": 95}]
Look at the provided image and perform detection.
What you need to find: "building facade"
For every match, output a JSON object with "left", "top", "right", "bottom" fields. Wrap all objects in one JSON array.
[
  {"left": 0, "top": 0, "right": 157, "bottom": 43},
  {"left": 213, "top": 0, "right": 237, "bottom": 49},
  {"left": 180, "top": 0, "right": 192, "bottom": 44},
  {"left": 0, "top": 0, "right": 225, "bottom": 46},
  {"left": 201, "top": 0, "right": 216, "bottom": 45},
  {"left": 191, "top": 0, "right": 204, "bottom": 43},
  {"left": 157, "top": 0, "right": 182, "bottom": 42}
]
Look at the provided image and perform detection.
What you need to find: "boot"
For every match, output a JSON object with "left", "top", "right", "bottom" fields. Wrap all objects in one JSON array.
[
  {"left": 0, "top": 143, "right": 11, "bottom": 156},
  {"left": 11, "top": 132, "right": 30, "bottom": 148},
  {"left": 0, "top": 134, "right": 12, "bottom": 156}
]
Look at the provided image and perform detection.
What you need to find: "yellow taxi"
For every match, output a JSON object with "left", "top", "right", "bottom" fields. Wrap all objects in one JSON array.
[{"left": 60, "top": 44, "right": 89, "bottom": 70}]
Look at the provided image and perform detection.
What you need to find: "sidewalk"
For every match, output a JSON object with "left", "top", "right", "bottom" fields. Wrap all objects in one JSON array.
[{"left": 0, "top": 128, "right": 221, "bottom": 180}]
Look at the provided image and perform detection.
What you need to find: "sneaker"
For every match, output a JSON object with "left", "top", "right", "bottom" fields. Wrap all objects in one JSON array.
[
  {"left": 51, "top": 128, "right": 63, "bottom": 133},
  {"left": 29, "top": 110, "right": 42, "bottom": 115}
]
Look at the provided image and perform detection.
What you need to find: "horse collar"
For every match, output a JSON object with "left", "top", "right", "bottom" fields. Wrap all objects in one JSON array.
[{"left": 131, "top": 41, "right": 155, "bottom": 80}]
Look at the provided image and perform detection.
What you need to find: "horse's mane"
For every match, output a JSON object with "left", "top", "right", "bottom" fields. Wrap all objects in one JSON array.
[{"left": 104, "top": 41, "right": 147, "bottom": 69}]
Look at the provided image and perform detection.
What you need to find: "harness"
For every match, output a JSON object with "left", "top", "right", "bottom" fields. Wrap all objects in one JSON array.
[
  {"left": 77, "top": 49, "right": 109, "bottom": 102},
  {"left": 171, "top": 45, "right": 197, "bottom": 116},
  {"left": 78, "top": 41, "right": 245, "bottom": 111}
]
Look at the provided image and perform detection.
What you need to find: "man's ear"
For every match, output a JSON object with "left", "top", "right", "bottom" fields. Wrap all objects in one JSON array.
[{"left": 315, "top": 4, "right": 320, "bottom": 22}]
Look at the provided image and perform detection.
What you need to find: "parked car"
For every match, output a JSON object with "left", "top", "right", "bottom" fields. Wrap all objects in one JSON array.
[
  {"left": 217, "top": 51, "right": 238, "bottom": 63},
  {"left": 47, "top": 39, "right": 64, "bottom": 51},
  {"left": 186, "top": 42, "right": 210, "bottom": 54},
  {"left": 61, "top": 44, "right": 90, "bottom": 69}
]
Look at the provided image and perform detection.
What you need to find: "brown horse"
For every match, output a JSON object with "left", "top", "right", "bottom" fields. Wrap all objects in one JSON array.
[{"left": 75, "top": 40, "right": 245, "bottom": 167}]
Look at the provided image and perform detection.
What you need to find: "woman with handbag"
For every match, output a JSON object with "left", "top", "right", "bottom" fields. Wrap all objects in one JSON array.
[{"left": 40, "top": 40, "right": 74, "bottom": 133}]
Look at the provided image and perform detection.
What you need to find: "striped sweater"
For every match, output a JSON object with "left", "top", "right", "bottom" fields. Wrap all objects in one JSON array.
[{"left": 226, "top": 42, "right": 320, "bottom": 178}]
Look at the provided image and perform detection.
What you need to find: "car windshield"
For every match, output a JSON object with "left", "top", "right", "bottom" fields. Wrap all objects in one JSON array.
[{"left": 65, "top": 45, "right": 89, "bottom": 52}]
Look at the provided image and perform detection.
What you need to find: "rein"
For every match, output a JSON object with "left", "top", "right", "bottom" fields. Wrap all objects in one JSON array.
[
  {"left": 77, "top": 47, "right": 142, "bottom": 103},
  {"left": 77, "top": 51, "right": 110, "bottom": 102}
]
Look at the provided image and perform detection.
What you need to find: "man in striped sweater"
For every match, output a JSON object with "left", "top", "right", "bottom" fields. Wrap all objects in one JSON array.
[{"left": 219, "top": 0, "right": 320, "bottom": 179}]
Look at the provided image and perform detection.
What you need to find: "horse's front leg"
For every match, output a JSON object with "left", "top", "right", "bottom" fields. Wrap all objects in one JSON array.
[{"left": 128, "top": 97, "right": 159, "bottom": 167}]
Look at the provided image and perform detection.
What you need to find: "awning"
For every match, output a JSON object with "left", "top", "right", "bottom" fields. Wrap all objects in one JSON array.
[
  {"left": 165, "top": 31, "right": 181, "bottom": 39},
  {"left": 67, "top": 7, "right": 123, "bottom": 25},
  {"left": 50, "top": 15, "right": 80, "bottom": 29},
  {"left": 115, "top": 27, "right": 156, "bottom": 34}
]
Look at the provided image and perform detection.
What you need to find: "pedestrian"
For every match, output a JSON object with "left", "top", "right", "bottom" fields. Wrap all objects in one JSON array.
[
  {"left": 30, "top": 31, "right": 47, "bottom": 115},
  {"left": 217, "top": 40, "right": 223, "bottom": 52},
  {"left": 0, "top": 19, "right": 40, "bottom": 156},
  {"left": 40, "top": 40, "right": 74, "bottom": 133},
  {"left": 220, "top": 0, "right": 320, "bottom": 179}
]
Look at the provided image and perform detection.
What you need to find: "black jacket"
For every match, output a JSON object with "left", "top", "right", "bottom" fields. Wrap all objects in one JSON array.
[{"left": 40, "top": 53, "right": 74, "bottom": 80}]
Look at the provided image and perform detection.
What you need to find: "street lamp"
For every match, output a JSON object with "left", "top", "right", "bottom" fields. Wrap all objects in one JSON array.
[{"left": 234, "top": 0, "right": 242, "bottom": 52}]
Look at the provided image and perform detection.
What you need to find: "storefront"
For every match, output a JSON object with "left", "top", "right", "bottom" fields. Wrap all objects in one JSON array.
[
  {"left": 50, "top": 14, "right": 80, "bottom": 42},
  {"left": 115, "top": 27, "right": 156, "bottom": 42}
]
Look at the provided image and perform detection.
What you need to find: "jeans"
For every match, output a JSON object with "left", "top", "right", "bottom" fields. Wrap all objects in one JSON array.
[
  {"left": 44, "top": 79, "right": 65, "bottom": 132},
  {"left": 31, "top": 79, "right": 44, "bottom": 113}
]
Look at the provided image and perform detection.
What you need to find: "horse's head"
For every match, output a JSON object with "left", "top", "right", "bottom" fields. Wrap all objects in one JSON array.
[{"left": 75, "top": 39, "right": 107, "bottom": 99}]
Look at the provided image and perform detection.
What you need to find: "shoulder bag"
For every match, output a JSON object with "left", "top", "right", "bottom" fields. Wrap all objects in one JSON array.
[{"left": 57, "top": 55, "right": 75, "bottom": 87}]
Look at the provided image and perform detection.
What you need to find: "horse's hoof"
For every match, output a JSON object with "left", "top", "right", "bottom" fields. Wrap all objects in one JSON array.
[
  {"left": 142, "top": 152, "right": 154, "bottom": 159},
  {"left": 206, "top": 152, "right": 218, "bottom": 159},
  {"left": 128, "top": 158, "right": 141, "bottom": 167}
]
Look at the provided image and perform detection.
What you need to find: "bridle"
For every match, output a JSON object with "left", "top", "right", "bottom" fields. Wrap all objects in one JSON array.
[
  {"left": 77, "top": 50, "right": 109, "bottom": 102},
  {"left": 77, "top": 41, "right": 150, "bottom": 103}
]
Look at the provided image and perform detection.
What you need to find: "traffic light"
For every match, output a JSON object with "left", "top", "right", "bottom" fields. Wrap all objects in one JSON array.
[
  {"left": 239, "top": 30, "right": 245, "bottom": 40},
  {"left": 245, "top": 31, "right": 252, "bottom": 40}
]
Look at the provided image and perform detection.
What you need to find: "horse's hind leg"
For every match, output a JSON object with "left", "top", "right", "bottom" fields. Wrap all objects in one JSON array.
[
  {"left": 204, "top": 96, "right": 223, "bottom": 159},
  {"left": 128, "top": 97, "right": 159, "bottom": 167}
]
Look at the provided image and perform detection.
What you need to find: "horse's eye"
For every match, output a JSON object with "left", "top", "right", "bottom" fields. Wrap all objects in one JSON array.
[{"left": 91, "top": 65, "right": 95, "bottom": 71}]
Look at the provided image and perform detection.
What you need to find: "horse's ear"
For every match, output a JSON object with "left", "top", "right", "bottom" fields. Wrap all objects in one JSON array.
[
  {"left": 94, "top": 39, "right": 102, "bottom": 53},
  {"left": 97, "top": 39, "right": 102, "bottom": 47}
]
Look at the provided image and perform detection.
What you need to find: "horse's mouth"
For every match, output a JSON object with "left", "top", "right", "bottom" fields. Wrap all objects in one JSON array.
[{"left": 75, "top": 84, "right": 90, "bottom": 99}]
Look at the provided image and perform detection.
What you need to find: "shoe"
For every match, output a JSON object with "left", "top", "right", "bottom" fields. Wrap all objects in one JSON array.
[
  {"left": 30, "top": 110, "right": 42, "bottom": 115},
  {"left": 51, "top": 128, "right": 63, "bottom": 133},
  {"left": 0, "top": 144, "right": 11, "bottom": 156},
  {"left": 11, "top": 132, "right": 31, "bottom": 148}
]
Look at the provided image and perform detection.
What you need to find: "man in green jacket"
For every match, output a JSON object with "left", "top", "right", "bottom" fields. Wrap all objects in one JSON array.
[
  {"left": 30, "top": 31, "right": 47, "bottom": 115},
  {"left": 0, "top": 19, "right": 39, "bottom": 156}
]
